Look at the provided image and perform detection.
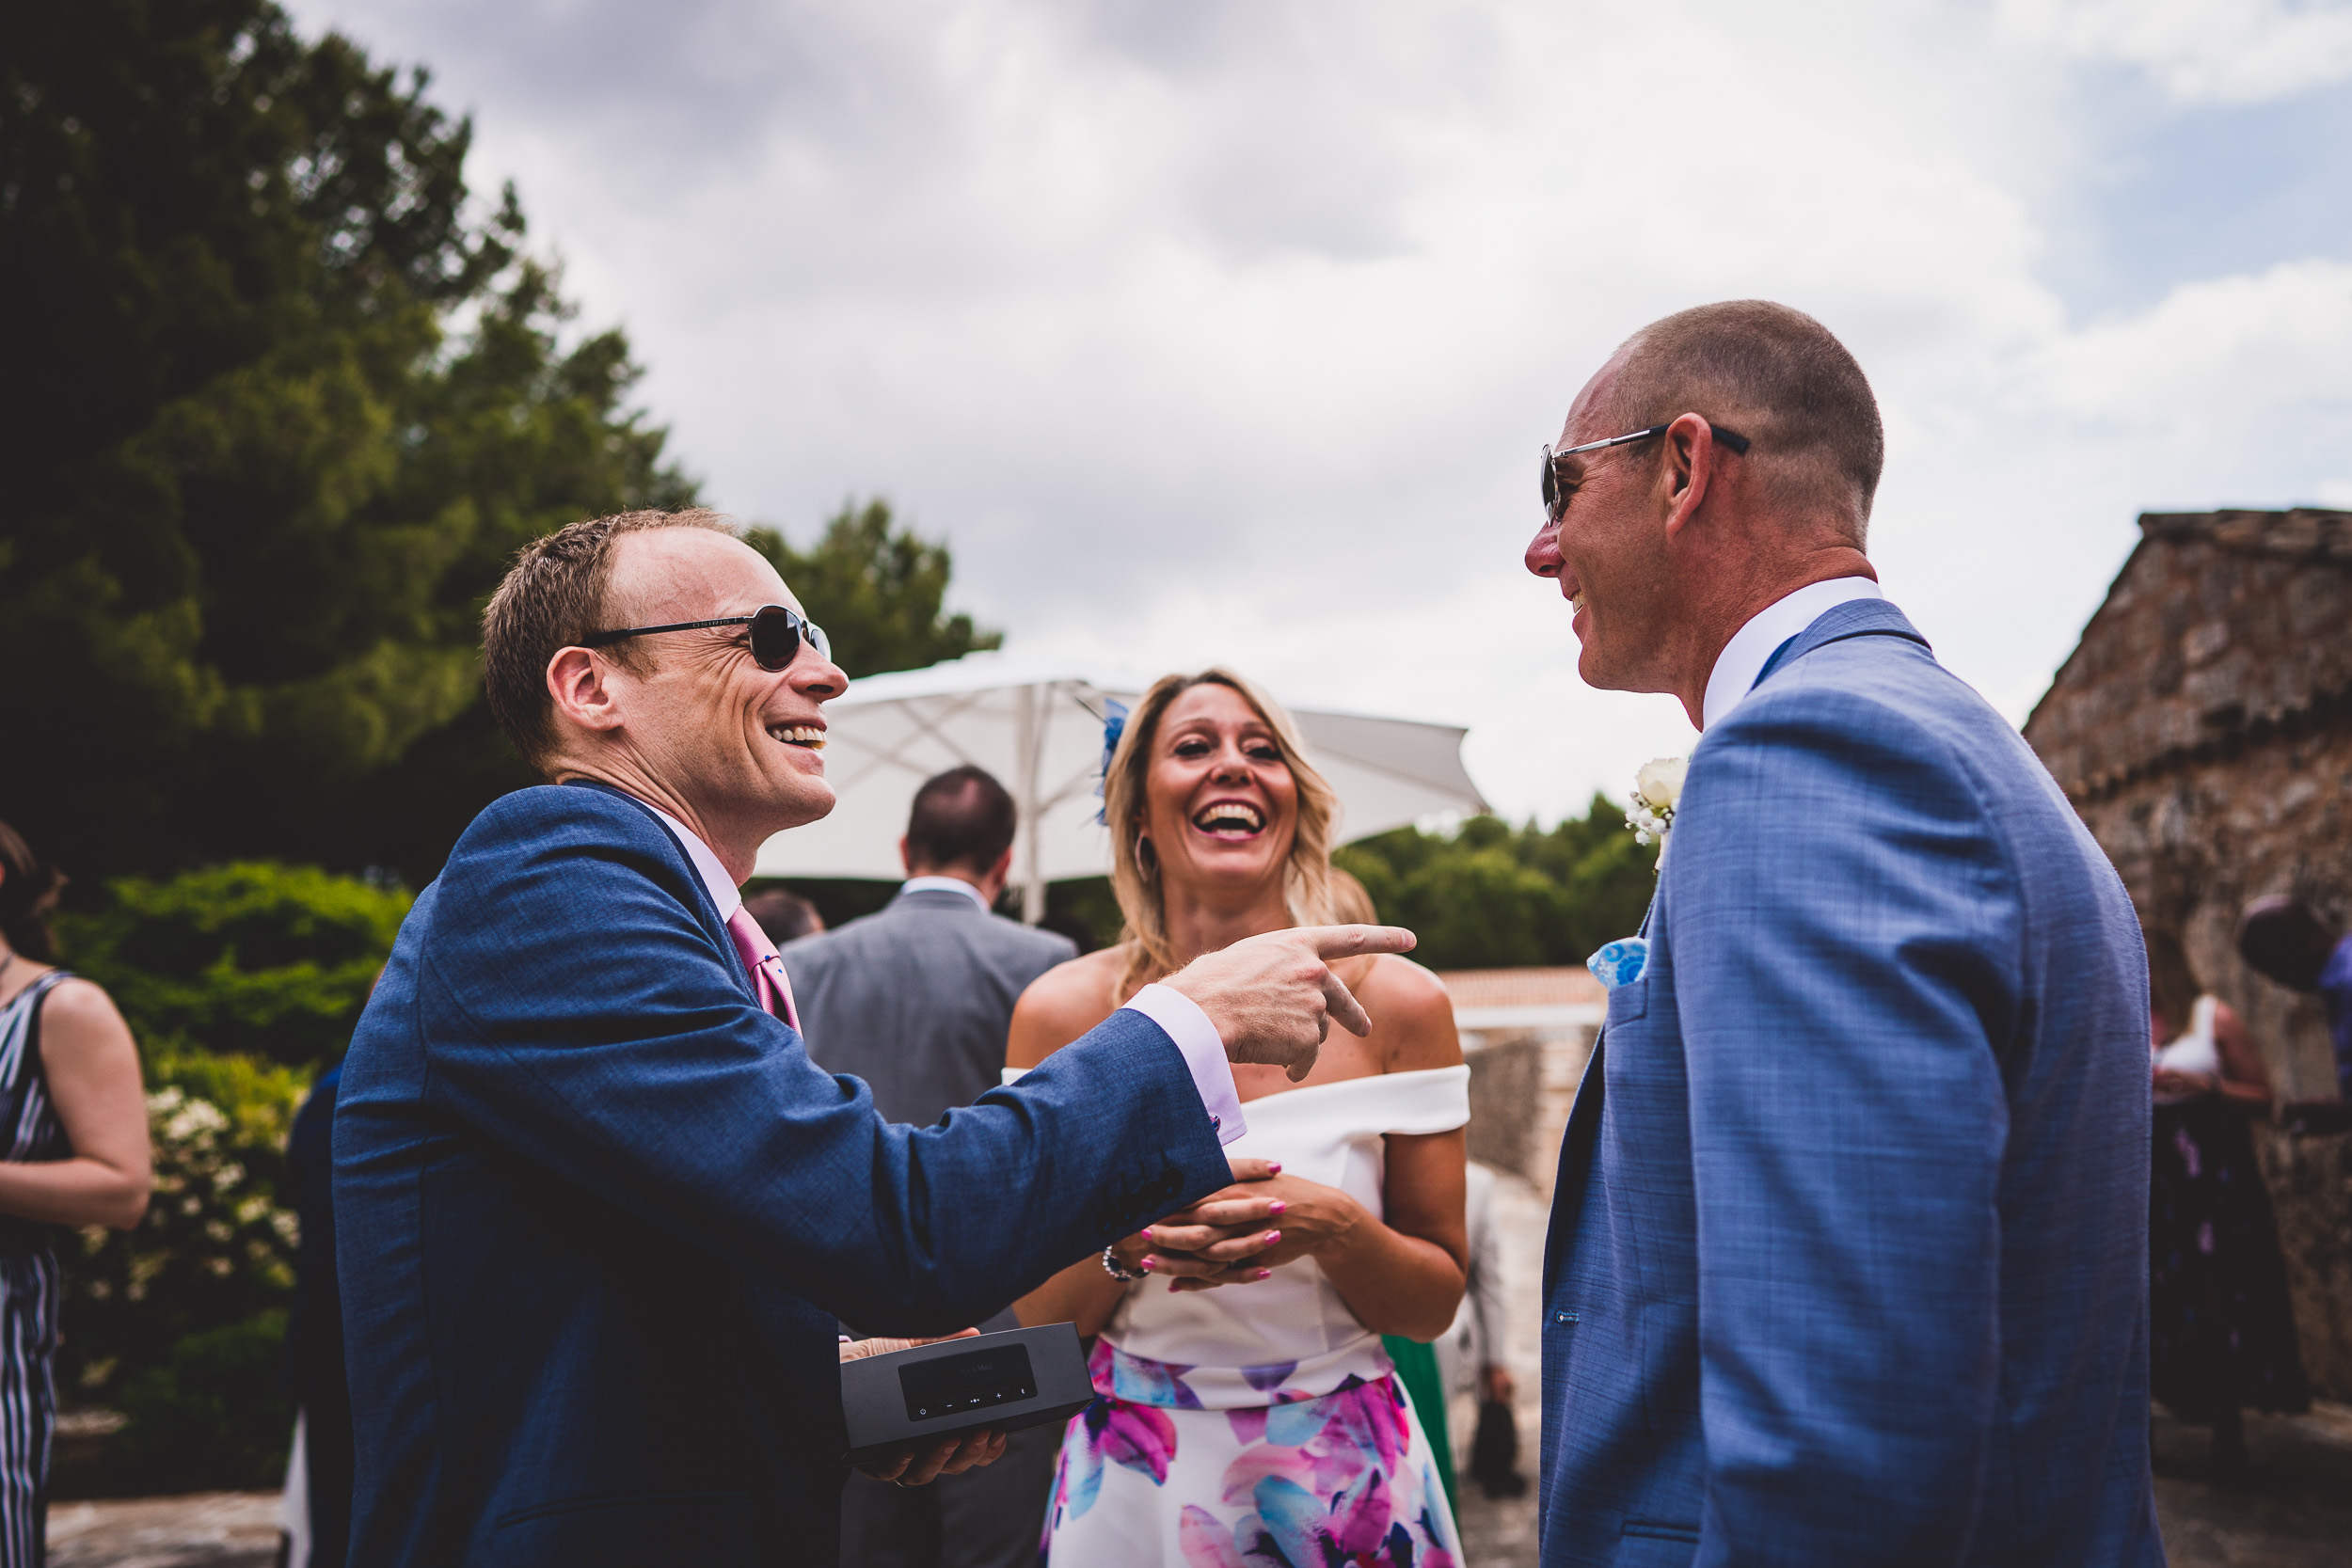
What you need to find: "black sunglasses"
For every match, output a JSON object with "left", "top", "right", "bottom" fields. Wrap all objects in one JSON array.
[
  {"left": 1542, "top": 420, "right": 1750, "bottom": 525},
  {"left": 581, "top": 603, "right": 832, "bottom": 673}
]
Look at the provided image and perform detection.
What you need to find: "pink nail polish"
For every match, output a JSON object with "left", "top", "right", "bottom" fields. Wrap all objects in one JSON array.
[
  {"left": 1256, "top": 1268, "right": 1272, "bottom": 1280},
  {"left": 1140, "top": 1227, "right": 1154, "bottom": 1242},
  {"left": 1267, "top": 1163, "right": 1282, "bottom": 1174},
  {"left": 1268, "top": 1201, "right": 1287, "bottom": 1215},
  {"left": 1264, "top": 1230, "right": 1281, "bottom": 1243},
  {"left": 1139, "top": 1256, "right": 1154, "bottom": 1273}
]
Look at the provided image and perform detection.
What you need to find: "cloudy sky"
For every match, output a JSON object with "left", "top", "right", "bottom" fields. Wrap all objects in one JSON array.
[{"left": 283, "top": 0, "right": 2352, "bottom": 824}]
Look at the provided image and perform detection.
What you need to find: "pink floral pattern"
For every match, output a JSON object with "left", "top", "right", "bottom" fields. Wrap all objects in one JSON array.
[{"left": 1041, "top": 1346, "right": 1456, "bottom": 1566}]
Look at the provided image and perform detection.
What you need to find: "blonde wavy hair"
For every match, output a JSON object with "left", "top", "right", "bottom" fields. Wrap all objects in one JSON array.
[{"left": 1105, "top": 669, "right": 1343, "bottom": 997}]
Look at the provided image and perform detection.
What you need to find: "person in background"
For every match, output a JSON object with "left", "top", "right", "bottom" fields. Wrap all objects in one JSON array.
[
  {"left": 279, "top": 963, "right": 385, "bottom": 1568},
  {"left": 2144, "top": 926, "right": 2309, "bottom": 1472},
  {"left": 740, "top": 887, "right": 823, "bottom": 944},
  {"left": 784, "top": 765, "right": 1076, "bottom": 1568},
  {"left": 2237, "top": 895, "right": 2352, "bottom": 1104},
  {"left": 0, "top": 819, "right": 151, "bottom": 1568},
  {"left": 1439, "top": 1161, "right": 1522, "bottom": 1500}
]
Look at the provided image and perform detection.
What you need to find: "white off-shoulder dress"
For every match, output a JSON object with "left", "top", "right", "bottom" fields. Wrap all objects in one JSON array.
[{"left": 1006, "top": 1063, "right": 1470, "bottom": 1567}]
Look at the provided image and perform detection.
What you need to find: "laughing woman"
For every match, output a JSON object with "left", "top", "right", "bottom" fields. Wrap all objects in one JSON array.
[{"left": 1009, "top": 671, "right": 1467, "bottom": 1568}]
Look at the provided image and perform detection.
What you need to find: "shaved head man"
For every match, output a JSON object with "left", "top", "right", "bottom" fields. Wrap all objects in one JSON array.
[{"left": 1525, "top": 305, "right": 2161, "bottom": 1567}]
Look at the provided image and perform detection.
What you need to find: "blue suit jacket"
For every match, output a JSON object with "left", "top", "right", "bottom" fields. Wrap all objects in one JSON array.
[
  {"left": 1538, "top": 600, "right": 2163, "bottom": 1567},
  {"left": 333, "top": 783, "right": 1230, "bottom": 1566}
]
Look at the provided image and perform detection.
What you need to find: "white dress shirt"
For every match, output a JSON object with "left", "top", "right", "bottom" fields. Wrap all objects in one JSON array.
[
  {"left": 629, "top": 796, "right": 1247, "bottom": 1145},
  {"left": 1700, "top": 576, "right": 1885, "bottom": 731}
]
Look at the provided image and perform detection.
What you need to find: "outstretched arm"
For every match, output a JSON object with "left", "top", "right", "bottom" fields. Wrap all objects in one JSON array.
[{"left": 1673, "top": 689, "right": 2016, "bottom": 1563}]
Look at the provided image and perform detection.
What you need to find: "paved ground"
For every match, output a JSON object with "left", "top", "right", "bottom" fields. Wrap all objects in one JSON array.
[
  {"left": 44, "top": 1174, "right": 2352, "bottom": 1565},
  {"left": 47, "top": 1492, "right": 278, "bottom": 1568}
]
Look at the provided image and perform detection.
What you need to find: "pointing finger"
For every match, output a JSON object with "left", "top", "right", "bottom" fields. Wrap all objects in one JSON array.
[{"left": 1300, "top": 924, "right": 1416, "bottom": 961}]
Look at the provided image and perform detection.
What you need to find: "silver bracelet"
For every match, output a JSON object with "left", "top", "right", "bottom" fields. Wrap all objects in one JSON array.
[{"left": 1101, "top": 1243, "right": 1144, "bottom": 1282}]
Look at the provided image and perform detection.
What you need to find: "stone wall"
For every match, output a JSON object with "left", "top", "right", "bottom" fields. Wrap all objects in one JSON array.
[
  {"left": 1462, "top": 1027, "right": 1596, "bottom": 1196},
  {"left": 2261, "top": 1126, "right": 2352, "bottom": 1402},
  {"left": 2024, "top": 508, "right": 2352, "bottom": 1400}
]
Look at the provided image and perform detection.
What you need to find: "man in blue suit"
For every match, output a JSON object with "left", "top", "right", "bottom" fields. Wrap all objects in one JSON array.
[
  {"left": 1522, "top": 303, "right": 2162, "bottom": 1565},
  {"left": 333, "top": 509, "right": 1407, "bottom": 1566}
]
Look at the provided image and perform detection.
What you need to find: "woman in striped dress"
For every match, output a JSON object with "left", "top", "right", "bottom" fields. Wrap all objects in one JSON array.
[{"left": 0, "top": 822, "right": 151, "bottom": 1565}]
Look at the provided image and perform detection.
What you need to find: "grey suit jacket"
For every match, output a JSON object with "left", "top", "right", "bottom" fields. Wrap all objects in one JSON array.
[{"left": 785, "top": 888, "right": 1079, "bottom": 1126}]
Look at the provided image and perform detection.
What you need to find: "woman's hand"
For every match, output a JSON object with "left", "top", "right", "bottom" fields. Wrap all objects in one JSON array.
[
  {"left": 1145, "top": 1170, "right": 1369, "bottom": 1293},
  {"left": 1103, "top": 1158, "right": 1290, "bottom": 1288}
]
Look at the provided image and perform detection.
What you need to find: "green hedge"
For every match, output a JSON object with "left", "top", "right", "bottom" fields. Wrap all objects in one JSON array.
[
  {"left": 56, "top": 862, "right": 409, "bottom": 1069},
  {"left": 51, "top": 862, "right": 403, "bottom": 1490}
]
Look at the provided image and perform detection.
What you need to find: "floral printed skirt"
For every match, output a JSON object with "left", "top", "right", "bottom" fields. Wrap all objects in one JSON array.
[{"left": 1040, "top": 1363, "right": 1460, "bottom": 1567}]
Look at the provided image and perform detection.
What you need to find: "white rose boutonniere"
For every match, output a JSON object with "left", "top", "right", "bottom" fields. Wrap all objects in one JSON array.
[{"left": 1625, "top": 756, "right": 1688, "bottom": 871}]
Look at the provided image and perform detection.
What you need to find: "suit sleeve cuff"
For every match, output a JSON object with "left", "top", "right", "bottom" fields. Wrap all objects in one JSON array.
[{"left": 1120, "top": 983, "right": 1248, "bottom": 1146}]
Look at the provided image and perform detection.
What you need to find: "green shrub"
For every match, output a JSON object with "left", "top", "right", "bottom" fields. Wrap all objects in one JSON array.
[
  {"left": 56, "top": 862, "right": 409, "bottom": 1068},
  {"left": 108, "top": 1311, "right": 294, "bottom": 1492},
  {"left": 61, "top": 1053, "right": 307, "bottom": 1407}
]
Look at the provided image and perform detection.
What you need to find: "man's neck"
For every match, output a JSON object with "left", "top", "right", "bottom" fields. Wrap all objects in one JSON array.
[
  {"left": 1669, "top": 547, "right": 1875, "bottom": 727},
  {"left": 558, "top": 759, "right": 756, "bottom": 884},
  {"left": 904, "top": 868, "right": 996, "bottom": 907}
]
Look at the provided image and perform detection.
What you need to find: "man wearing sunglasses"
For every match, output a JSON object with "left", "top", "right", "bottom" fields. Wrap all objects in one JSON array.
[
  {"left": 331, "top": 509, "right": 1413, "bottom": 1567},
  {"left": 1524, "top": 304, "right": 2159, "bottom": 1567}
]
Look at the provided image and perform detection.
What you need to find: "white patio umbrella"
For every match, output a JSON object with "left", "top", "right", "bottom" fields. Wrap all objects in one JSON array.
[{"left": 753, "top": 650, "right": 1489, "bottom": 922}]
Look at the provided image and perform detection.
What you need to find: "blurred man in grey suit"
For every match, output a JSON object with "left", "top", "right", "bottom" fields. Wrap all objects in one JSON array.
[{"left": 787, "top": 765, "right": 1078, "bottom": 1568}]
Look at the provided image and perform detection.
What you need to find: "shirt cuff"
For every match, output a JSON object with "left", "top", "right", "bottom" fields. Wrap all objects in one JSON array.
[{"left": 1120, "top": 983, "right": 1248, "bottom": 1146}]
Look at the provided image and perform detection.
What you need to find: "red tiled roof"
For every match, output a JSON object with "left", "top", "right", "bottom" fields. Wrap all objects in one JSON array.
[{"left": 1435, "top": 967, "right": 1603, "bottom": 1011}]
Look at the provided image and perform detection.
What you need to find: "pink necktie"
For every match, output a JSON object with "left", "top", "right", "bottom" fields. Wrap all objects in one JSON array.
[{"left": 725, "top": 907, "right": 801, "bottom": 1034}]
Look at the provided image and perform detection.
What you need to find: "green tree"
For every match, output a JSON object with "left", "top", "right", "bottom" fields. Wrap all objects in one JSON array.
[
  {"left": 0, "top": 0, "right": 694, "bottom": 888},
  {"left": 746, "top": 499, "right": 1003, "bottom": 679},
  {"left": 1336, "top": 796, "right": 1658, "bottom": 970}
]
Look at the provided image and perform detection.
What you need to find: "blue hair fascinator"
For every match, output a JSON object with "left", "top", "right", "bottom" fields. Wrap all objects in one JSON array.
[{"left": 1093, "top": 699, "right": 1129, "bottom": 826}]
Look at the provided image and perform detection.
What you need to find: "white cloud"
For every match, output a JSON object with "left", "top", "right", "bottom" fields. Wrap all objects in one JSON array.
[
  {"left": 2019, "top": 259, "right": 2352, "bottom": 435},
  {"left": 1995, "top": 0, "right": 2352, "bottom": 103},
  {"left": 281, "top": 0, "right": 2352, "bottom": 824}
]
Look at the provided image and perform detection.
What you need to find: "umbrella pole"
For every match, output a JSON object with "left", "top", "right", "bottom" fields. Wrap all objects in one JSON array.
[{"left": 1017, "top": 682, "right": 1045, "bottom": 925}]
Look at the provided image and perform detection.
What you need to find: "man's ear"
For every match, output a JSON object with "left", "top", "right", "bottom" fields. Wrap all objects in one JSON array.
[
  {"left": 988, "top": 847, "right": 1015, "bottom": 887},
  {"left": 1659, "top": 412, "right": 1719, "bottom": 544},
  {"left": 899, "top": 836, "right": 916, "bottom": 877},
  {"left": 547, "top": 647, "right": 627, "bottom": 737}
]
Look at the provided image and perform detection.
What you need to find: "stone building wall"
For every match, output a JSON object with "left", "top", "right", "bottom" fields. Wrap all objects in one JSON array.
[{"left": 2023, "top": 508, "right": 2352, "bottom": 1400}]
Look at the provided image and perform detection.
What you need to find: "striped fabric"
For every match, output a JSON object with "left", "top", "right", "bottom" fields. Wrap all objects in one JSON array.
[{"left": 0, "top": 971, "right": 72, "bottom": 1567}]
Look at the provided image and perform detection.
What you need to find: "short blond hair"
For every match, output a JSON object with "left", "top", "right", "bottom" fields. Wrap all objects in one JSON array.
[
  {"left": 1104, "top": 670, "right": 1340, "bottom": 997},
  {"left": 480, "top": 509, "right": 737, "bottom": 775}
]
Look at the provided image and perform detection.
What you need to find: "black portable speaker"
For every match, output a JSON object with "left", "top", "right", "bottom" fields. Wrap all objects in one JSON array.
[{"left": 838, "top": 1322, "right": 1095, "bottom": 1466}]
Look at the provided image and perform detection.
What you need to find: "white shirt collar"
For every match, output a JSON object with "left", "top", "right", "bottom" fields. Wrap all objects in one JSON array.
[
  {"left": 900, "top": 875, "right": 993, "bottom": 911},
  {"left": 1701, "top": 576, "right": 1885, "bottom": 731},
  {"left": 630, "top": 800, "right": 742, "bottom": 921}
]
